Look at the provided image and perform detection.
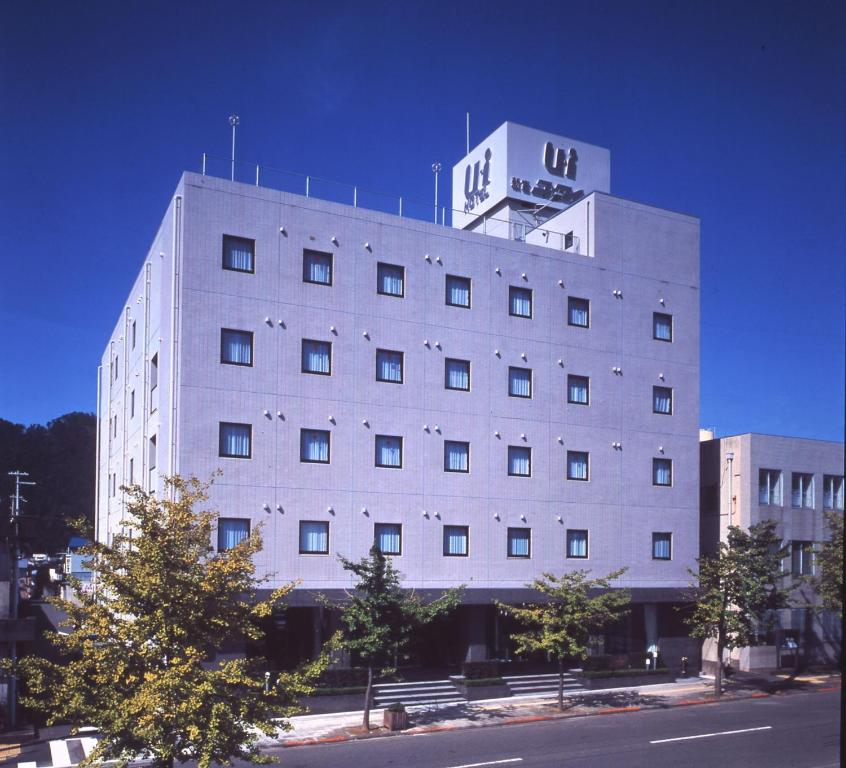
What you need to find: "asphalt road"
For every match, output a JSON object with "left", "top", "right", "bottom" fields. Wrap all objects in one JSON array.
[{"left": 262, "top": 691, "right": 841, "bottom": 768}]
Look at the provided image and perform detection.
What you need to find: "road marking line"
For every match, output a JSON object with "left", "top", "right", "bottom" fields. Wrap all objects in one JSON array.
[
  {"left": 444, "top": 759, "right": 523, "bottom": 768},
  {"left": 650, "top": 725, "right": 772, "bottom": 744}
]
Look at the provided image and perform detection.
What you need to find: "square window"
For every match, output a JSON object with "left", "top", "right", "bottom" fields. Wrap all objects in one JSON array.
[
  {"left": 299, "top": 521, "right": 329, "bottom": 554},
  {"left": 375, "top": 523, "right": 402, "bottom": 555},
  {"left": 759, "top": 469, "right": 783, "bottom": 506},
  {"left": 823, "top": 475, "right": 844, "bottom": 510},
  {"left": 303, "top": 249, "right": 333, "bottom": 285},
  {"left": 219, "top": 422, "right": 251, "bottom": 458},
  {"left": 653, "top": 458, "right": 672, "bottom": 486},
  {"left": 300, "top": 429, "right": 330, "bottom": 463},
  {"left": 222, "top": 234, "right": 255, "bottom": 273},
  {"left": 377, "top": 262, "right": 405, "bottom": 297},
  {"left": 375, "top": 435, "right": 403, "bottom": 468},
  {"left": 508, "top": 446, "right": 532, "bottom": 477},
  {"left": 653, "top": 312, "right": 673, "bottom": 342},
  {"left": 652, "top": 532, "right": 672, "bottom": 560},
  {"left": 444, "top": 441, "right": 470, "bottom": 473},
  {"left": 302, "top": 339, "right": 332, "bottom": 375},
  {"left": 445, "top": 358, "right": 470, "bottom": 391},
  {"left": 443, "top": 525, "right": 469, "bottom": 556},
  {"left": 376, "top": 349, "right": 404, "bottom": 383},
  {"left": 653, "top": 386, "right": 672, "bottom": 415},
  {"left": 567, "top": 451, "right": 589, "bottom": 481},
  {"left": 567, "top": 375, "right": 590, "bottom": 405},
  {"left": 508, "top": 367, "right": 532, "bottom": 398},
  {"left": 446, "top": 275, "right": 471, "bottom": 308},
  {"left": 507, "top": 527, "right": 531, "bottom": 558},
  {"left": 791, "top": 473, "right": 814, "bottom": 508},
  {"left": 567, "top": 529, "right": 588, "bottom": 559},
  {"left": 791, "top": 541, "right": 814, "bottom": 576},
  {"left": 221, "top": 328, "right": 254, "bottom": 366},
  {"left": 568, "top": 297, "right": 590, "bottom": 328},
  {"left": 218, "top": 518, "right": 250, "bottom": 551},
  {"left": 509, "top": 286, "right": 532, "bottom": 318}
]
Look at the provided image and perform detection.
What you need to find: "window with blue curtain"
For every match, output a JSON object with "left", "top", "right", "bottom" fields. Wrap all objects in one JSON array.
[
  {"left": 219, "top": 422, "right": 251, "bottom": 458},
  {"left": 567, "top": 451, "right": 589, "bottom": 481},
  {"left": 652, "top": 532, "right": 672, "bottom": 560},
  {"left": 301, "top": 339, "right": 331, "bottom": 375},
  {"left": 222, "top": 235, "right": 254, "bottom": 273},
  {"left": 507, "top": 528, "right": 530, "bottom": 558},
  {"left": 377, "top": 262, "right": 405, "bottom": 297},
  {"left": 445, "top": 358, "right": 470, "bottom": 391},
  {"left": 300, "top": 429, "right": 330, "bottom": 463},
  {"left": 568, "top": 297, "right": 590, "bottom": 327},
  {"left": 509, "top": 367, "right": 532, "bottom": 398},
  {"left": 567, "top": 375, "right": 589, "bottom": 405},
  {"left": 303, "top": 249, "right": 333, "bottom": 285},
  {"left": 445, "top": 275, "right": 471, "bottom": 308},
  {"left": 443, "top": 525, "right": 469, "bottom": 556},
  {"left": 653, "top": 386, "right": 672, "bottom": 414},
  {"left": 653, "top": 458, "right": 672, "bottom": 486},
  {"left": 299, "top": 521, "right": 329, "bottom": 554},
  {"left": 653, "top": 312, "right": 673, "bottom": 342},
  {"left": 444, "top": 441, "right": 470, "bottom": 473},
  {"left": 375, "top": 435, "right": 402, "bottom": 468},
  {"left": 508, "top": 446, "right": 531, "bottom": 477},
  {"left": 567, "top": 529, "right": 588, "bottom": 558},
  {"left": 221, "top": 329, "right": 253, "bottom": 366},
  {"left": 375, "top": 523, "right": 402, "bottom": 555},
  {"left": 376, "top": 349, "right": 403, "bottom": 383},
  {"left": 509, "top": 286, "right": 532, "bottom": 318},
  {"left": 218, "top": 518, "right": 250, "bottom": 551}
]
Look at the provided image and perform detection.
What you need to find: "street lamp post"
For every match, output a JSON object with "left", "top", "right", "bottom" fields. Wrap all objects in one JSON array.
[
  {"left": 229, "top": 115, "right": 240, "bottom": 182},
  {"left": 432, "top": 162, "right": 441, "bottom": 224}
]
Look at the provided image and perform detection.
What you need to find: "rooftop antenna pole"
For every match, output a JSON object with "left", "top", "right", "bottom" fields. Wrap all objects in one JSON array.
[
  {"left": 432, "top": 163, "right": 441, "bottom": 224},
  {"left": 229, "top": 115, "right": 240, "bottom": 182},
  {"left": 466, "top": 112, "right": 470, "bottom": 155}
]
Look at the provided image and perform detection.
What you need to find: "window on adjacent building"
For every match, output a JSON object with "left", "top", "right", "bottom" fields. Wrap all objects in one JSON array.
[
  {"left": 823, "top": 475, "right": 845, "bottom": 510},
  {"left": 302, "top": 339, "right": 331, "bottom": 375},
  {"left": 219, "top": 422, "right": 251, "bottom": 458},
  {"left": 376, "top": 349, "right": 404, "bottom": 383},
  {"left": 114, "top": 356, "right": 119, "bottom": 380},
  {"left": 443, "top": 525, "right": 469, "bottom": 556},
  {"left": 507, "top": 527, "right": 531, "bottom": 558},
  {"left": 564, "top": 231, "right": 575, "bottom": 250},
  {"left": 653, "top": 386, "right": 673, "bottom": 415},
  {"left": 567, "top": 451, "right": 589, "bottom": 481},
  {"left": 568, "top": 297, "right": 590, "bottom": 328},
  {"left": 508, "top": 367, "right": 532, "bottom": 398},
  {"left": 300, "top": 429, "right": 330, "bottom": 463},
  {"left": 652, "top": 532, "right": 672, "bottom": 560},
  {"left": 129, "top": 457, "right": 134, "bottom": 484},
  {"left": 653, "top": 312, "right": 673, "bottom": 342},
  {"left": 509, "top": 286, "right": 532, "bottom": 318},
  {"left": 567, "top": 529, "right": 588, "bottom": 559},
  {"left": 221, "top": 329, "right": 254, "bottom": 366},
  {"left": 377, "top": 262, "right": 405, "bottom": 297},
  {"left": 148, "top": 434, "right": 157, "bottom": 471},
  {"left": 567, "top": 375, "right": 589, "bottom": 405},
  {"left": 150, "top": 352, "right": 159, "bottom": 412},
  {"left": 444, "top": 441, "right": 470, "bottom": 473},
  {"left": 759, "top": 469, "right": 783, "bottom": 506},
  {"left": 303, "top": 248, "right": 333, "bottom": 285},
  {"left": 508, "top": 446, "right": 531, "bottom": 477},
  {"left": 222, "top": 234, "right": 255, "bottom": 273},
  {"left": 791, "top": 473, "right": 815, "bottom": 508},
  {"left": 130, "top": 389, "right": 135, "bottom": 418},
  {"left": 299, "top": 521, "right": 329, "bottom": 554},
  {"left": 218, "top": 518, "right": 250, "bottom": 551},
  {"left": 445, "top": 358, "right": 470, "bottom": 391},
  {"left": 653, "top": 458, "right": 672, "bottom": 486},
  {"left": 445, "top": 275, "right": 471, "bottom": 308},
  {"left": 375, "top": 435, "right": 403, "bottom": 468},
  {"left": 131, "top": 319, "right": 137, "bottom": 350},
  {"left": 375, "top": 523, "right": 402, "bottom": 556},
  {"left": 791, "top": 540, "right": 814, "bottom": 576}
]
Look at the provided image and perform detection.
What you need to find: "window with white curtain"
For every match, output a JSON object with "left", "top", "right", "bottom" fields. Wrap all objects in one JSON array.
[
  {"left": 508, "top": 446, "right": 531, "bottom": 477},
  {"left": 653, "top": 457, "right": 672, "bottom": 486},
  {"left": 508, "top": 367, "right": 532, "bottom": 398},
  {"left": 653, "top": 386, "right": 672, "bottom": 415},
  {"left": 759, "top": 469, "right": 783, "bottom": 506},
  {"left": 222, "top": 235, "right": 255, "bottom": 273},
  {"left": 375, "top": 435, "right": 403, "bottom": 468},
  {"left": 509, "top": 286, "right": 532, "bottom": 318},
  {"left": 375, "top": 523, "right": 402, "bottom": 555},
  {"left": 823, "top": 475, "right": 844, "bottom": 510},
  {"left": 567, "top": 375, "right": 589, "bottom": 405},
  {"left": 377, "top": 262, "right": 405, "bottom": 297},
  {"left": 221, "top": 328, "right": 254, "bottom": 366},
  {"left": 507, "top": 527, "right": 530, "bottom": 558},
  {"left": 791, "top": 473, "right": 815, "bottom": 508},
  {"left": 791, "top": 540, "right": 814, "bottom": 575},
  {"left": 445, "top": 358, "right": 470, "bottom": 391},
  {"left": 653, "top": 312, "right": 673, "bottom": 342},
  {"left": 376, "top": 349, "right": 404, "bottom": 383},
  {"left": 566, "top": 529, "right": 588, "bottom": 559},
  {"left": 568, "top": 297, "right": 590, "bottom": 328},
  {"left": 219, "top": 422, "right": 251, "bottom": 458},
  {"left": 300, "top": 429, "right": 330, "bottom": 463},
  {"left": 299, "top": 521, "right": 329, "bottom": 554},
  {"left": 443, "top": 525, "right": 469, "bottom": 556},
  {"left": 303, "top": 249, "right": 333, "bottom": 285},
  {"left": 567, "top": 451, "right": 589, "bottom": 481},
  {"left": 444, "top": 441, "right": 470, "bottom": 473},
  {"left": 652, "top": 532, "right": 672, "bottom": 560},
  {"left": 445, "top": 275, "right": 471, "bottom": 308},
  {"left": 301, "top": 339, "right": 331, "bottom": 375},
  {"left": 218, "top": 518, "right": 250, "bottom": 551}
]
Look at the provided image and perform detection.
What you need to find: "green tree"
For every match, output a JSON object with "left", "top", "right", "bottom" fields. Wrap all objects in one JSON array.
[
  {"left": 330, "top": 546, "right": 463, "bottom": 731},
  {"left": 9, "top": 476, "right": 324, "bottom": 768},
  {"left": 686, "top": 521, "right": 788, "bottom": 698},
  {"left": 813, "top": 510, "right": 844, "bottom": 614},
  {"left": 497, "top": 569, "right": 630, "bottom": 711}
]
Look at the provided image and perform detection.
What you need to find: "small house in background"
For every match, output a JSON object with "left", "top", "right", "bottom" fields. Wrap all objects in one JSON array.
[{"left": 62, "top": 537, "right": 94, "bottom": 601}]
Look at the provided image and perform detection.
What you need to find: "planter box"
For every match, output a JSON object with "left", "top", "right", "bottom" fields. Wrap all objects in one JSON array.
[
  {"left": 580, "top": 671, "right": 675, "bottom": 689},
  {"left": 383, "top": 708, "right": 409, "bottom": 731},
  {"left": 299, "top": 692, "right": 369, "bottom": 714}
]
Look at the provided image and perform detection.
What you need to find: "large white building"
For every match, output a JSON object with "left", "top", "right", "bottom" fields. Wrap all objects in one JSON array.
[{"left": 96, "top": 123, "right": 701, "bottom": 668}]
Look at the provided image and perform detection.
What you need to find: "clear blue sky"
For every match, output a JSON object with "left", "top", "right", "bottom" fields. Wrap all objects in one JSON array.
[{"left": 1, "top": 0, "right": 843, "bottom": 441}]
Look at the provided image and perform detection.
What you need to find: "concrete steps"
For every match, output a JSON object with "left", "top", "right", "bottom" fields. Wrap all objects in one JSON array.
[
  {"left": 502, "top": 671, "right": 584, "bottom": 697},
  {"left": 373, "top": 679, "right": 463, "bottom": 708}
]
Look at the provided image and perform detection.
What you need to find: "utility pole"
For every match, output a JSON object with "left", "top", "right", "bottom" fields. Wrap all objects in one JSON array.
[
  {"left": 229, "top": 115, "right": 240, "bottom": 182},
  {"left": 432, "top": 162, "right": 441, "bottom": 224}
]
